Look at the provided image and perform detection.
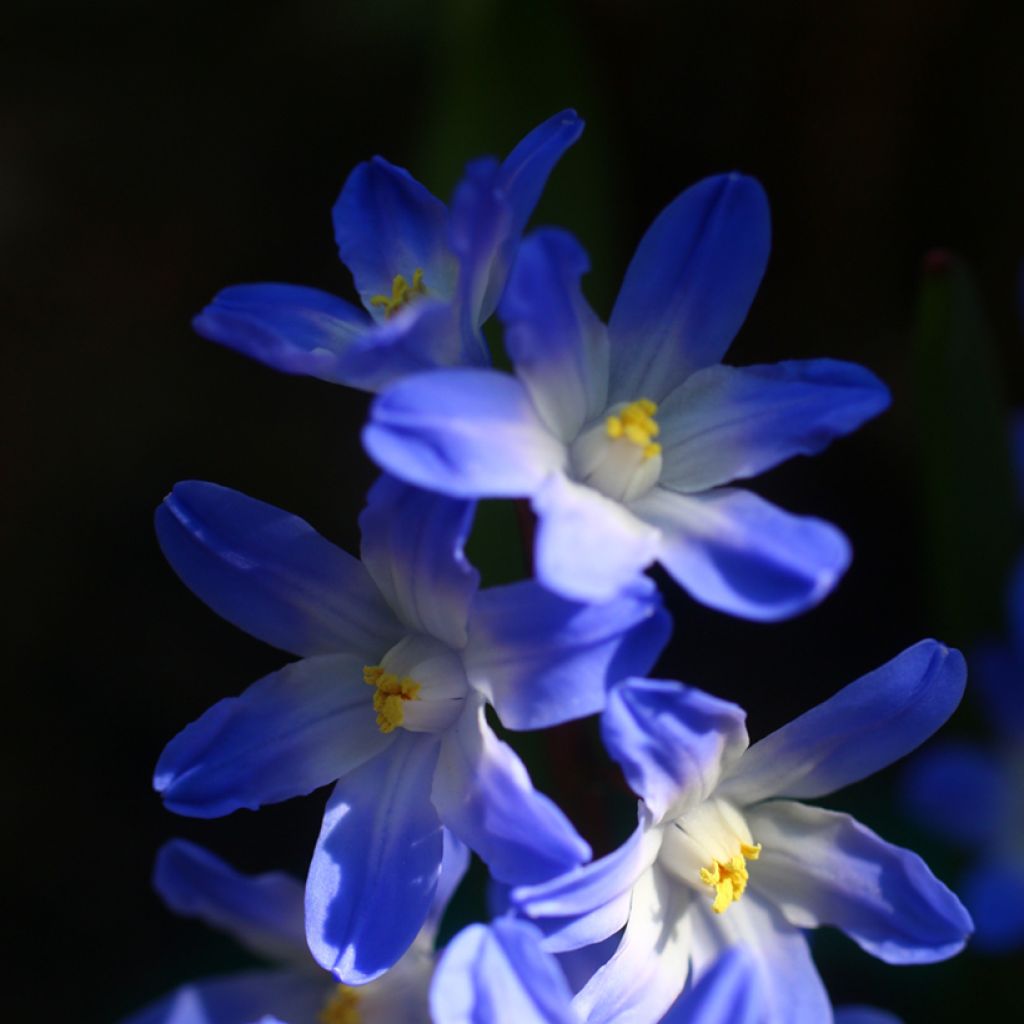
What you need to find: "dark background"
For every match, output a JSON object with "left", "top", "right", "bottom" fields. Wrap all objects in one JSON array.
[{"left": 4, "top": 0, "right": 1022, "bottom": 1019}]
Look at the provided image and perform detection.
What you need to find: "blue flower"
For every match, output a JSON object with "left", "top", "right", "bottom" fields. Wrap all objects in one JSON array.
[
  {"left": 120, "top": 835, "right": 466, "bottom": 1023},
  {"left": 363, "top": 181, "right": 890, "bottom": 616},
  {"left": 430, "top": 917, "right": 763, "bottom": 1024},
  {"left": 512, "top": 641, "right": 972, "bottom": 1024},
  {"left": 192, "top": 111, "right": 583, "bottom": 393},
  {"left": 152, "top": 474, "right": 670, "bottom": 983},
  {"left": 902, "top": 554, "right": 1024, "bottom": 952}
]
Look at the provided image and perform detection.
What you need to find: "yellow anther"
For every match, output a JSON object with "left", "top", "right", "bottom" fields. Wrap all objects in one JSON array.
[
  {"left": 369, "top": 268, "right": 427, "bottom": 318},
  {"left": 364, "top": 665, "right": 421, "bottom": 733},
  {"left": 700, "top": 844, "right": 759, "bottom": 914},
  {"left": 605, "top": 399, "right": 661, "bottom": 460},
  {"left": 320, "top": 985, "right": 361, "bottom": 1024}
]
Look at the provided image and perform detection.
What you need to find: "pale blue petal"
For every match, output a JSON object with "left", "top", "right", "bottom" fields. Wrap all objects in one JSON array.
[
  {"left": 155, "top": 654, "right": 392, "bottom": 818},
  {"left": 365, "top": 368, "right": 565, "bottom": 497},
  {"left": 513, "top": 813, "right": 662, "bottom": 952},
  {"left": 500, "top": 229, "right": 609, "bottom": 442},
  {"left": 464, "top": 577, "right": 670, "bottom": 730},
  {"left": 748, "top": 800, "right": 972, "bottom": 964},
  {"left": 572, "top": 866, "right": 694, "bottom": 1024},
  {"left": 533, "top": 475, "right": 661, "bottom": 603},
  {"left": 430, "top": 919, "right": 579, "bottom": 1024},
  {"left": 608, "top": 174, "right": 771, "bottom": 402},
  {"left": 333, "top": 157, "right": 457, "bottom": 312},
  {"left": 359, "top": 474, "right": 479, "bottom": 649},
  {"left": 660, "top": 948, "right": 760, "bottom": 1024},
  {"left": 720, "top": 640, "right": 967, "bottom": 805},
  {"left": 432, "top": 700, "right": 591, "bottom": 885},
  {"left": 118, "top": 970, "right": 325, "bottom": 1024},
  {"left": 155, "top": 481, "right": 402, "bottom": 661},
  {"left": 425, "top": 830, "right": 472, "bottom": 937},
  {"left": 689, "top": 893, "right": 831, "bottom": 1024},
  {"left": 658, "top": 359, "right": 890, "bottom": 493},
  {"left": 900, "top": 740, "right": 1008, "bottom": 847},
  {"left": 961, "top": 858, "right": 1024, "bottom": 952},
  {"left": 600, "top": 678, "right": 749, "bottom": 824},
  {"left": 634, "top": 485, "right": 850, "bottom": 621},
  {"left": 154, "top": 840, "right": 307, "bottom": 966},
  {"left": 191, "top": 283, "right": 373, "bottom": 385},
  {"left": 306, "top": 734, "right": 444, "bottom": 983}
]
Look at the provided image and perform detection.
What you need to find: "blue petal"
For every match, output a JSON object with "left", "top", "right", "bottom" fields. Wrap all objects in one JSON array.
[
  {"left": 155, "top": 481, "right": 402, "bottom": 661},
  {"left": 658, "top": 359, "right": 891, "bottom": 493},
  {"left": 690, "top": 893, "right": 831, "bottom": 1024},
  {"left": 720, "top": 640, "right": 967, "bottom": 805},
  {"left": 600, "top": 678, "right": 748, "bottom": 824},
  {"left": 154, "top": 840, "right": 307, "bottom": 966},
  {"left": 833, "top": 1008, "right": 904, "bottom": 1024},
  {"left": 430, "top": 919, "right": 579, "bottom": 1024},
  {"left": 155, "top": 654, "right": 392, "bottom": 817},
  {"left": 464, "top": 577, "right": 670, "bottom": 730},
  {"left": 425, "top": 829, "right": 472, "bottom": 937},
  {"left": 960, "top": 857, "right": 1024, "bottom": 952},
  {"left": 333, "top": 157, "right": 458, "bottom": 312},
  {"left": 748, "top": 800, "right": 972, "bottom": 964},
  {"left": 572, "top": 865, "right": 694, "bottom": 1024},
  {"left": 358, "top": 474, "right": 478, "bottom": 649},
  {"left": 192, "top": 283, "right": 374, "bottom": 385},
  {"left": 365, "top": 369, "right": 565, "bottom": 497},
  {"left": 660, "top": 948, "right": 760, "bottom": 1024},
  {"left": 432, "top": 700, "right": 590, "bottom": 885},
  {"left": 634, "top": 485, "right": 850, "bottom": 621},
  {"left": 499, "top": 229, "right": 610, "bottom": 442},
  {"left": 498, "top": 110, "right": 584, "bottom": 240},
  {"left": 513, "top": 814, "right": 662, "bottom": 952},
  {"left": 533, "top": 475, "right": 661, "bottom": 603},
  {"left": 118, "top": 970, "right": 325, "bottom": 1024},
  {"left": 332, "top": 299, "right": 489, "bottom": 392},
  {"left": 899, "top": 740, "right": 1008, "bottom": 848},
  {"left": 305, "top": 734, "right": 444, "bottom": 983},
  {"left": 608, "top": 174, "right": 771, "bottom": 402}
]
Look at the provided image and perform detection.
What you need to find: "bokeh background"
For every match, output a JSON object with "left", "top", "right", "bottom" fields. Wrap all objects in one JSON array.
[{"left": 4, "top": 0, "right": 1022, "bottom": 1019}]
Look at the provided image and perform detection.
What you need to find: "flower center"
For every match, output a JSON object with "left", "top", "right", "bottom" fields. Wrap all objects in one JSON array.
[
  {"left": 570, "top": 397, "right": 663, "bottom": 502},
  {"left": 659, "top": 798, "right": 761, "bottom": 916},
  {"left": 363, "top": 665, "right": 421, "bottom": 733},
  {"left": 364, "top": 634, "right": 469, "bottom": 735},
  {"left": 699, "top": 842, "right": 762, "bottom": 915},
  {"left": 319, "top": 985, "right": 361, "bottom": 1024},
  {"left": 369, "top": 268, "right": 427, "bottom": 318}
]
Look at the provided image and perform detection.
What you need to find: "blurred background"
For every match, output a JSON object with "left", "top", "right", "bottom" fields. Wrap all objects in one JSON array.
[{"left": 3, "top": 0, "right": 1022, "bottom": 1018}]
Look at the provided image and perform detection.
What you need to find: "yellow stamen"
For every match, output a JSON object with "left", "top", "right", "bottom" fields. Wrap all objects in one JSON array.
[
  {"left": 700, "top": 842, "right": 761, "bottom": 914},
  {"left": 319, "top": 985, "right": 361, "bottom": 1024},
  {"left": 605, "top": 399, "right": 661, "bottom": 460},
  {"left": 369, "top": 268, "right": 427, "bottom": 318},
  {"left": 364, "top": 664, "right": 422, "bottom": 733}
]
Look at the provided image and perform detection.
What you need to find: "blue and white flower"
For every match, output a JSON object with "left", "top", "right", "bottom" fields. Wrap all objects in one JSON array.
[
  {"left": 364, "top": 181, "right": 890, "bottom": 617},
  {"left": 193, "top": 111, "right": 583, "bottom": 393},
  {"left": 513, "top": 640, "right": 972, "bottom": 1024},
  {"left": 153, "top": 474, "right": 670, "bottom": 984},
  {"left": 121, "top": 835, "right": 467, "bottom": 1024}
]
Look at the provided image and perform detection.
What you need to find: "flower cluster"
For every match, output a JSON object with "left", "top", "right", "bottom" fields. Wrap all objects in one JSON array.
[{"left": 125, "top": 111, "right": 973, "bottom": 1024}]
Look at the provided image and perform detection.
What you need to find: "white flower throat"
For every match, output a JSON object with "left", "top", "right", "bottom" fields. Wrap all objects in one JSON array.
[
  {"left": 571, "top": 398, "right": 663, "bottom": 503},
  {"left": 659, "top": 798, "right": 762, "bottom": 915}
]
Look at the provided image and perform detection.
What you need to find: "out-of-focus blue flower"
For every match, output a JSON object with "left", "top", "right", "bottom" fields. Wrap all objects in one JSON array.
[
  {"left": 902, "top": 554, "right": 1024, "bottom": 952},
  {"left": 153, "top": 475, "right": 670, "bottom": 984},
  {"left": 121, "top": 835, "right": 466, "bottom": 1023},
  {"left": 193, "top": 111, "right": 583, "bottom": 393},
  {"left": 364, "top": 184, "right": 890, "bottom": 617},
  {"left": 512, "top": 641, "right": 971, "bottom": 1024},
  {"left": 430, "top": 917, "right": 762, "bottom": 1024}
]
